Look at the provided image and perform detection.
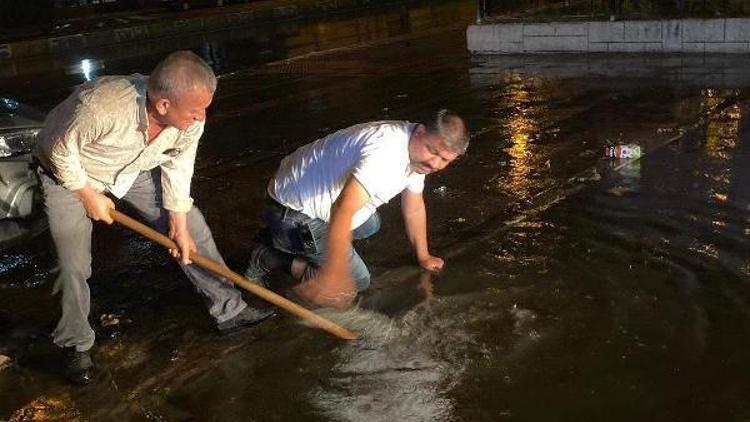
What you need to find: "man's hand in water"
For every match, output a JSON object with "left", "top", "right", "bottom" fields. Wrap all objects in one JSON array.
[{"left": 418, "top": 254, "right": 444, "bottom": 272}]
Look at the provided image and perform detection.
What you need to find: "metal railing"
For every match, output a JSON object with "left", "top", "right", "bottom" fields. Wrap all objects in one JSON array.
[{"left": 476, "top": 0, "right": 750, "bottom": 23}]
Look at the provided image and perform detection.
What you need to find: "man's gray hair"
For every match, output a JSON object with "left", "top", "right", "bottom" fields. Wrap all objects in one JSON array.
[
  {"left": 148, "top": 50, "right": 217, "bottom": 100},
  {"left": 425, "top": 109, "right": 469, "bottom": 155}
]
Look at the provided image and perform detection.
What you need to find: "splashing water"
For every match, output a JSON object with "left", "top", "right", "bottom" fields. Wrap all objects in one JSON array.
[
  {"left": 303, "top": 305, "right": 457, "bottom": 421},
  {"left": 300, "top": 291, "right": 509, "bottom": 422}
]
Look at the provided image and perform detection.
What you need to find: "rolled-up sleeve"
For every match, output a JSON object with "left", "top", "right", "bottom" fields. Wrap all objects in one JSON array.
[
  {"left": 46, "top": 105, "right": 102, "bottom": 191},
  {"left": 160, "top": 121, "right": 203, "bottom": 213}
]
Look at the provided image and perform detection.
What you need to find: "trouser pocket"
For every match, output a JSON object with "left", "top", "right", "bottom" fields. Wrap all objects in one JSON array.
[
  {"left": 296, "top": 222, "right": 319, "bottom": 255},
  {"left": 298, "top": 217, "right": 330, "bottom": 256}
]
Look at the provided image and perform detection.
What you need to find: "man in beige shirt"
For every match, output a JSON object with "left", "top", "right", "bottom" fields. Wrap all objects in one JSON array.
[{"left": 35, "top": 51, "right": 273, "bottom": 385}]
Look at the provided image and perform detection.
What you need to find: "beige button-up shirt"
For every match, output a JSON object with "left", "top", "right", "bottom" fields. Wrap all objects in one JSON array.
[{"left": 35, "top": 74, "right": 202, "bottom": 213}]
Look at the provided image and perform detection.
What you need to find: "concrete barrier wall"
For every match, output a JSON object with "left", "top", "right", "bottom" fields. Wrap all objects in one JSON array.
[{"left": 467, "top": 18, "right": 750, "bottom": 54}]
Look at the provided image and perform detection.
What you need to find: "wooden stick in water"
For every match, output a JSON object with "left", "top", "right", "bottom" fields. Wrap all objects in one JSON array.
[{"left": 110, "top": 209, "right": 357, "bottom": 340}]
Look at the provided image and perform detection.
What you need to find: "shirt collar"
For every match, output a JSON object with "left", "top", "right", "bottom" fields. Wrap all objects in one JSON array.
[{"left": 132, "top": 74, "right": 149, "bottom": 133}]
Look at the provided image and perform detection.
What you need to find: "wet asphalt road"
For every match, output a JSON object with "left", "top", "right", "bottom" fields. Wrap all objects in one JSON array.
[{"left": 3, "top": 0, "right": 750, "bottom": 420}]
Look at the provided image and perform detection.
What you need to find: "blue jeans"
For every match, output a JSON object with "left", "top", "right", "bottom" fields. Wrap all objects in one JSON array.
[{"left": 261, "top": 197, "right": 380, "bottom": 291}]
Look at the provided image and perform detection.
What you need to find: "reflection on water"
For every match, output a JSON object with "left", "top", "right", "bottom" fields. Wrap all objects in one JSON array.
[
  {"left": 701, "top": 91, "right": 739, "bottom": 260},
  {"left": 703, "top": 89, "right": 740, "bottom": 159},
  {"left": 503, "top": 75, "right": 540, "bottom": 199},
  {"left": 442, "top": 54, "right": 750, "bottom": 420},
  {"left": 703, "top": 91, "right": 740, "bottom": 199},
  {"left": 0, "top": 0, "right": 476, "bottom": 108},
  {"left": 7, "top": 394, "right": 82, "bottom": 422}
]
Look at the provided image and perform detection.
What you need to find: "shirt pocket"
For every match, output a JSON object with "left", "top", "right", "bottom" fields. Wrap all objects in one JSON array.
[
  {"left": 162, "top": 147, "right": 183, "bottom": 158},
  {"left": 151, "top": 146, "right": 183, "bottom": 168},
  {"left": 155, "top": 133, "right": 192, "bottom": 166}
]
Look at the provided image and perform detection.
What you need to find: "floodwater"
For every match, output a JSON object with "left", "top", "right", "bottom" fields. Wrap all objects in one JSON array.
[{"left": 3, "top": 1, "right": 750, "bottom": 421}]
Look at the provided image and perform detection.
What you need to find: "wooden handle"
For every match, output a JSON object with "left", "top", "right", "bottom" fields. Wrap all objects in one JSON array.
[{"left": 110, "top": 209, "right": 357, "bottom": 340}]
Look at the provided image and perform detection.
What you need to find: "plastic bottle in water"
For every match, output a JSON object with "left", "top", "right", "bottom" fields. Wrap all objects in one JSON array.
[{"left": 603, "top": 144, "right": 642, "bottom": 159}]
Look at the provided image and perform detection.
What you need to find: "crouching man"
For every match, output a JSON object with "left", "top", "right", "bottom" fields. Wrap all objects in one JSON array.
[
  {"left": 244, "top": 110, "right": 469, "bottom": 309},
  {"left": 35, "top": 51, "right": 273, "bottom": 385}
]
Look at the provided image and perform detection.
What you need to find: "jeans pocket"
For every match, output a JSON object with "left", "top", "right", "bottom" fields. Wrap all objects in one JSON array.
[
  {"left": 297, "top": 219, "right": 328, "bottom": 256},
  {"left": 297, "top": 223, "right": 318, "bottom": 255}
]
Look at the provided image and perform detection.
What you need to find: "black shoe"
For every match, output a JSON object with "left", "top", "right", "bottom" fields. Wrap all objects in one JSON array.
[
  {"left": 65, "top": 348, "right": 94, "bottom": 385},
  {"left": 216, "top": 306, "right": 275, "bottom": 336}
]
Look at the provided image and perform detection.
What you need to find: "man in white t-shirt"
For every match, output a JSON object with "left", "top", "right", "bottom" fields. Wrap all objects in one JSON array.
[{"left": 245, "top": 110, "right": 469, "bottom": 309}]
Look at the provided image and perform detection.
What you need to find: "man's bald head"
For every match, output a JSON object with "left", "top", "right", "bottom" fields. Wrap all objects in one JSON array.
[{"left": 148, "top": 50, "right": 217, "bottom": 101}]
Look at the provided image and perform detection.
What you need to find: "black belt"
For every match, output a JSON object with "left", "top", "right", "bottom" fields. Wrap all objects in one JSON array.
[
  {"left": 264, "top": 195, "right": 312, "bottom": 221},
  {"left": 32, "top": 157, "right": 54, "bottom": 178},
  {"left": 265, "top": 194, "right": 287, "bottom": 211}
]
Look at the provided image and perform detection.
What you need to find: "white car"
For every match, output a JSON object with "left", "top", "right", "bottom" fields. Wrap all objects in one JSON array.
[{"left": 0, "top": 97, "right": 47, "bottom": 249}]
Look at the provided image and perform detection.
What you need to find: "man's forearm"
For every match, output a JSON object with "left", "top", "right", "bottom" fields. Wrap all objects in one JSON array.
[
  {"left": 73, "top": 184, "right": 115, "bottom": 223},
  {"left": 325, "top": 203, "right": 355, "bottom": 275},
  {"left": 323, "top": 176, "right": 370, "bottom": 277},
  {"left": 167, "top": 210, "right": 196, "bottom": 265},
  {"left": 402, "top": 192, "right": 430, "bottom": 261},
  {"left": 74, "top": 184, "right": 97, "bottom": 200},
  {"left": 168, "top": 210, "right": 188, "bottom": 233}
]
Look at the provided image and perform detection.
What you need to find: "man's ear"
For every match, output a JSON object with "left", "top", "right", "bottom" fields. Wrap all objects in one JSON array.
[
  {"left": 411, "top": 124, "right": 427, "bottom": 144},
  {"left": 153, "top": 97, "right": 171, "bottom": 116}
]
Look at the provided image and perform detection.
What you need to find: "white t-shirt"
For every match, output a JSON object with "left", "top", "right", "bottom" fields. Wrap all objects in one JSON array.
[{"left": 269, "top": 121, "right": 425, "bottom": 229}]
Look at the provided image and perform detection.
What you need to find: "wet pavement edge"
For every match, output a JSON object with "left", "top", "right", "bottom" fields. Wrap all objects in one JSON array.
[{"left": 0, "top": 0, "right": 437, "bottom": 61}]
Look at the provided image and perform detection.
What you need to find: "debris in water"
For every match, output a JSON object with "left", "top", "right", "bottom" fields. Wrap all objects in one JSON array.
[
  {"left": 99, "top": 313, "right": 131, "bottom": 339},
  {"left": 603, "top": 144, "right": 643, "bottom": 159},
  {"left": 510, "top": 304, "right": 538, "bottom": 337},
  {"left": 100, "top": 313, "right": 121, "bottom": 327},
  {"left": 528, "top": 329, "right": 541, "bottom": 341},
  {"left": 570, "top": 168, "right": 601, "bottom": 183}
]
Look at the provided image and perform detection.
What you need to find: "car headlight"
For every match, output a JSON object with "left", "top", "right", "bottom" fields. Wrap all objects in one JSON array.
[
  {"left": 0, "top": 129, "right": 40, "bottom": 158},
  {"left": 1, "top": 97, "right": 20, "bottom": 111}
]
